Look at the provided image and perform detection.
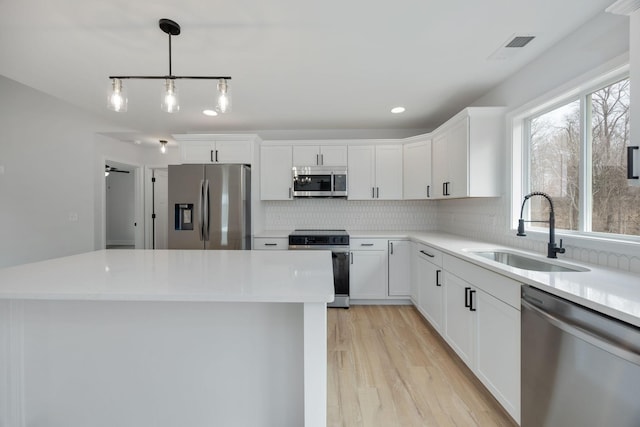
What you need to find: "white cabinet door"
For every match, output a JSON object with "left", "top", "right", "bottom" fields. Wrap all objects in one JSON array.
[
  {"left": 418, "top": 255, "right": 444, "bottom": 333},
  {"left": 260, "top": 146, "right": 293, "bottom": 200},
  {"left": 179, "top": 139, "right": 252, "bottom": 164},
  {"left": 181, "top": 141, "right": 216, "bottom": 163},
  {"left": 445, "top": 117, "right": 469, "bottom": 198},
  {"left": 410, "top": 242, "right": 420, "bottom": 304},
  {"left": 347, "top": 146, "right": 376, "bottom": 200},
  {"left": 431, "top": 131, "right": 448, "bottom": 198},
  {"left": 403, "top": 139, "right": 432, "bottom": 199},
  {"left": 292, "top": 146, "right": 320, "bottom": 166},
  {"left": 375, "top": 145, "right": 403, "bottom": 200},
  {"left": 350, "top": 250, "right": 388, "bottom": 299},
  {"left": 291, "top": 145, "right": 347, "bottom": 166},
  {"left": 320, "top": 145, "right": 347, "bottom": 166},
  {"left": 388, "top": 240, "right": 410, "bottom": 296},
  {"left": 476, "top": 289, "right": 520, "bottom": 422},
  {"left": 444, "top": 272, "right": 475, "bottom": 367},
  {"left": 214, "top": 140, "right": 253, "bottom": 164}
]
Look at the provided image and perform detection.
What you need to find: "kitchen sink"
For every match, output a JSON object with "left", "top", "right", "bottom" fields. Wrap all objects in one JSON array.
[{"left": 471, "top": 250, "right": 590, "bottom": 273}]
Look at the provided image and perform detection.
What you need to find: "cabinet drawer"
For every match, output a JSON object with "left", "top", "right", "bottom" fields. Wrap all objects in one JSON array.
[
  {"left": 253, "top": 237, "right": 288, "bottom": 250},
  {"left": 442, "top": 254, "right": 520, "bottom": 309},
  {"left": 350, "top": 238, "right": 388, "bottom": 250},
  {"left": 415, "top": 243, "right": 443, "bottom": 266}
]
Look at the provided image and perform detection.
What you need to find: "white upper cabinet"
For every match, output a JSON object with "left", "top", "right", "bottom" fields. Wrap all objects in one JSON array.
[
  {"left": 348, "top": 145, "right": 403, "bottom": 200},
  {"left": 431, "top": 107, "right": 505, "bottom": 199},
  {"left": 174, "top": 134, "right": 257, "bottom": 164},
  {"left": 403, "top": 138, "right": 432, "bottom": 199},
  {"left": 292, "top": 145, "right": 347, "bottom": 166},
  {"left": 260, "top": 145, "right": 293, "bottom": 200}
]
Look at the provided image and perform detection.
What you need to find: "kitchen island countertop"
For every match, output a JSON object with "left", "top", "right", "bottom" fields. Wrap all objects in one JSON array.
[{"left": 0, "top": 249, "right": 334, "bottom": 303}]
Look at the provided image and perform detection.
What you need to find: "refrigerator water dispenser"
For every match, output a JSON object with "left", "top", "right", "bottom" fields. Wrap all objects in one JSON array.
[{"left": 174, "top": 204, "right": 194, "bottom": 230}]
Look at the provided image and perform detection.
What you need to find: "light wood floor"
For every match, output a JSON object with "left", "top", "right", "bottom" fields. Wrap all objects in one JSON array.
[{"left": 327, "top": 305, "right": 518, "bottom": 427}]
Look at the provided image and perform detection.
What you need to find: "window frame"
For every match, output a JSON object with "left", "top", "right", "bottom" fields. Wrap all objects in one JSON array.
[{"left": 509, "top": 58, "right": 637, "bottom": 249}]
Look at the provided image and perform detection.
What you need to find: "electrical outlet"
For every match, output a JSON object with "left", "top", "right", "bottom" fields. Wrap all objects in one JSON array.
[{"left": 68, "top": 212, "right": 79, "bottom": 222}]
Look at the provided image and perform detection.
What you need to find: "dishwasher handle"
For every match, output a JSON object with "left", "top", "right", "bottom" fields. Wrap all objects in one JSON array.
[{"left": 522, "top": 298, "right": 640, "bottom": 365}]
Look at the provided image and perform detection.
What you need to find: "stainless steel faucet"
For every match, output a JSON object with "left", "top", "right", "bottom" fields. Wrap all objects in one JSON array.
[{"left": 517, "top": 191, "right": 566, "bottom": 259}]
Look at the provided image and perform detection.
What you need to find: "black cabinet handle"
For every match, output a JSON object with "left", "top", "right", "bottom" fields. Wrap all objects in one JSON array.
[
  {"left": 264, "top": 243, "right": 277, "bottom": 246},
  {"left": 442, "top": 182, "right": 446, "bottom": 197},
  {"left": 372, "top": 187, "right": 375, "bottom": 198},
  {"left": 464, "top": 287, "right": 471, "bottom": 308},
  {"left": 210, "top": 150, "right": 214, "bottom": 162},
  {"left": 390, "top": 242, "right": 394, "bottom": 254},
  {"left": 628, "top": 146, "right": 639, "bottom": 179},
  {"left": 427, "top": 185, "right": 430, "bottom": 198},
  {"left": 215, "top": 150, "right": 219, "bottom": 162},
  {"left": 419, "top": 250, "right": 434, "bottom": 258},
  {"left": 350, "top": 252, "right": 353, "bottom": 264},
  {"left": 469, "top": 289, "right": 477, "bottom": 312},
  {"left": 436, "top": 269, "right": 441, "bottom": 287}
]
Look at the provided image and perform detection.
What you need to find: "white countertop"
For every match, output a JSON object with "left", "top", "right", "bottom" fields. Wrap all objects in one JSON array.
[
  {"left": 259, "top": 229, "right": 640, "bottom": 326},
  {"left": 0, "top": 249, "right": 335, "bottom": 303},
  {"left": 407, "top": 232, "right": 640, "bottom": 328}
]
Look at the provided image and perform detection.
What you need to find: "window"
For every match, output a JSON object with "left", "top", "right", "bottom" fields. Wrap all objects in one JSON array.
[{"left": 522, "top": 76, "right": 640, "bottom": 239}]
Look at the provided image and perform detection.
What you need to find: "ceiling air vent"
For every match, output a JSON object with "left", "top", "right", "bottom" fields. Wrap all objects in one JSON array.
[
  {"left": 505, "top": 36, "right": 536, "bottom": 48},
  {"left": 488, "top": 34, "right": 537, "bottom": 60}
]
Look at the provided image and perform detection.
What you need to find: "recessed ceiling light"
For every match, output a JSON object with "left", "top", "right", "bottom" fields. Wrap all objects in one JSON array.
[
  {"left": 203, "top": 109, "right": 218, "bottom": 116},
  {"left": 391, "top": 107, "right": 406, "bottom": 114}
]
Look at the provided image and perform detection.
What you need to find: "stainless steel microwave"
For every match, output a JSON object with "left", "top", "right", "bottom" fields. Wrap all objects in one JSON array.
[{"left": 292, "top": 166, "right": 348, "bottom": 198}]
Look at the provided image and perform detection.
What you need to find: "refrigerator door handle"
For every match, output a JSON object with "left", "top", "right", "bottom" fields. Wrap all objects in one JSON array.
[
  {"left": 204, "top": 179, "right": 210, "bottom": 241},
  {"left": 198, "top": 179, "right": 205, "bottom": 241}
]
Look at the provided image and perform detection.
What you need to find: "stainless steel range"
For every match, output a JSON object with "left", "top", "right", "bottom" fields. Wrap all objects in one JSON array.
[{"left": 288, "top": 229, "right": 350, "bottom": 308}]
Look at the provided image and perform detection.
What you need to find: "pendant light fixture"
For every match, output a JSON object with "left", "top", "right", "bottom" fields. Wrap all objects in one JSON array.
[
  {"left": 108, "top": 19, "right": 232, "bottom": 114},
  {"left": 159, "top": 139, "right": 168, "bottom": 154}
]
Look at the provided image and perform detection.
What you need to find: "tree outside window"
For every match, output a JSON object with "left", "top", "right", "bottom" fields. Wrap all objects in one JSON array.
[{"left": 526, "top": 78, "right": 639, "bottom": 237}]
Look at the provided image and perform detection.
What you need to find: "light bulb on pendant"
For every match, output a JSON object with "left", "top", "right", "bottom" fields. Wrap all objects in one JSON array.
[
  {"left": 159, "top": 140, "right": 168, "bottom": 154},
  {"left": 215, "top": 79, "right": 232, "bottom": 114},
  {"left": 107, "top": 78, "right": 127, "bottom": 112},
  {"left": 161, "top": 79, "right": 179, "bottom": 113}
]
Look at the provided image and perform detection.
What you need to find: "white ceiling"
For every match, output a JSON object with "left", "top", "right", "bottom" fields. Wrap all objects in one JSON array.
[{"left": 0, "top": 0, "right": 614, "bottom": 144}]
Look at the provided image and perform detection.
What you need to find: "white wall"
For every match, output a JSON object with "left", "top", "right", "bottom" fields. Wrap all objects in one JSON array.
[
  {"left": 0, "top": 76, "right": 128, "bottom": 268},
  {"left": 439, "top": 11, "right": 640, "bottom": 273},
  {"left": 105, "top": 172, "right": 135, "bottom": 245}
]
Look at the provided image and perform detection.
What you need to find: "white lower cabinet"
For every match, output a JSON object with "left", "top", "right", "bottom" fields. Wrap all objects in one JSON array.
[
  {"left": 475, "top": 288, "right": 520, "bottom": 422},
  {"left": 416, "top": 247, "right": 444, "bottom": 333},
  {"left": 350, "top": 249, "right": 388, "bottom": 299},
  {"left": 253, "top": 237, "right": 288, "bottom": 250},
  {"left": 350, "top": 239, "right": 388, "bottom": 299},
  {"left": 443, "top": 272, "right": 475, "bottom": 366},
  {"left": 440, "top": 254, "right": 521, "bottom": 423},
  {"left": 388, "top": 240, "right": 410, "bottom": 296}
]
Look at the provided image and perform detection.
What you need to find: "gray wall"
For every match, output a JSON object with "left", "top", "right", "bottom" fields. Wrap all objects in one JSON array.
[
  {"left": 0, "top": 76, "right": 147, "bottom": 268},
  {"left": 438, "top": 10, "right": 638, "bottom": 271}
]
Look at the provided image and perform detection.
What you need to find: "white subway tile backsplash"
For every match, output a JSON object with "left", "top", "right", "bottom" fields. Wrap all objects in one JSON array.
[
  {"left": 263, "top": 196, "right": 639, "bottom": 274},
  {"left": 437, "top": 197, "right": 640, "bottom": 274},
  {"left": 263, "top": 199, "right": 437, "bottom": 231}
]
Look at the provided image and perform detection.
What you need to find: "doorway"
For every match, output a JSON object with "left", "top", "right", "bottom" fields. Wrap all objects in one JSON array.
[
  {"left": 104, "top": 160, "right": 143, "bottom": 249},
  {"left": 151, "top": 168, "right": 168, "bottom": 249}
]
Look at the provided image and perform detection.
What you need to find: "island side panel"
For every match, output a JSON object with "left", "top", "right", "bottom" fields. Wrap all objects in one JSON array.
[
  {"left": 304, "top": 302, "right": 327, "bottom": 427},
  {"left": 7, "top": 300, "right": 305, "bottom": 427},
  {"left": 0, "top": 300, "right": 25, "bottom": 427}
]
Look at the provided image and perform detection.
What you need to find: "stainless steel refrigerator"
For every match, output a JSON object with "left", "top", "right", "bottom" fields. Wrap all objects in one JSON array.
[{"left": 168, "top": 164, "right": 251, "bottom": 249}]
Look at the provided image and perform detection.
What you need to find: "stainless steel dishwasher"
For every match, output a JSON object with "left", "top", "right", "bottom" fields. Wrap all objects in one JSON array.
[{"left": 521, "top": 285, "right": 640, "bottom": 427}]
